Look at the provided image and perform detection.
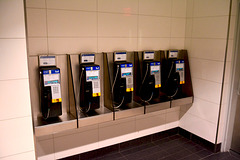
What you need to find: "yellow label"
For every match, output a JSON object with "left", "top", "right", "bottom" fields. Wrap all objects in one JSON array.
[
  {"left": 180, "top": 81, "right": 185, "bottom": 84},
  {"left": 126, "top": 88, "right": 133, "bottom": 92},
  {"left": 92, "top": 92, "right": 101, "bottom": 97},
  {"left": 52, "top": 98, "right": 62, "bottom": 103},
  {"left": 155, "top": 84, "right": 161, "bottom": 88}
]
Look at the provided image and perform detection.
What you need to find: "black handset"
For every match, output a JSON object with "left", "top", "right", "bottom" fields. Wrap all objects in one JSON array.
[
  {"left": 39, "top": 64, "right": 62, "bottom": 120},
  {"left": 164, "top": 50, "right": 185, "bottom": 99},
  {"left": 139, "top": 51, "right": 161, "bottom": 102},
  {"left": 112, "top": 52, "right": 133, "bottom": 108},
  {"left": 79, "top": 54, "right": 101, "bottom": 113}
]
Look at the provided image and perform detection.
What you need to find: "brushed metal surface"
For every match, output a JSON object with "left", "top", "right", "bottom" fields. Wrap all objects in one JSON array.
[
  {"left": 35, "top": 113, "right": 77, "bottom": 137},
  {"left": 115, "top": 102, "right": 144, "bottom": 120},
  {"left": 78, "top": 106, "right": 113, "bottom": 127},
  {"left": 146, "top": 101, "right": 170, "bottom": 113},
  {"left": 171, "top": 97, "right": 193, "bottom": 107}
]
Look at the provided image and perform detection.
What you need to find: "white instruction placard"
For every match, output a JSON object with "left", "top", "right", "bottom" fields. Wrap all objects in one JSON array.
[{"left": 39, "top": 56, "right": 56, "bottom": 66}]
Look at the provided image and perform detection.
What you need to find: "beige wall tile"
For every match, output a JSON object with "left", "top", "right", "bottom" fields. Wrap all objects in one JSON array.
[
  {"left": 138, "top": 16, "right": 171, "bottom": 38},
  {"left": 0, "top": 79, "right": 32, "bottom": 121},
  {"left": 139, "top": 0, "right": 172, "bottom": 16},
  {"left": 47, "top": 10, "right": 97, "bottom": 37},
  {"left": 26, "top": 9, "right": 47, "bottom": 37},
  {"left": 27, "top": 38, "right": 48, "bottom": 56},
  {"left": 138, "top": 38, "right": 170, "bottom": 50},
  {"left": 192, "top": 78, "right": 222, "bottom": 104},
  {"left": 190, "top": 38, "right": 226, "bottom": 61},
  {"left": 189, "top": 58, "right": 224, "bottom": 83},
  {"left": 0, "top": 151, "right": 35, "bottom": 160},
  {"left": 0, "top": 39, "right": 29, "bottom": 80},
  {"left": 180, "top": 113, "right": 217, "bottom": 143},
  {"left": 172, "top": 0, "right": 187, "bottom": 17},
  {"left": 47, "top": 0, "right": 97, "bottom": 11},
  {"left": 98, "top": 13, "right": 138, "bottom": 37},
  {"left": 0, "top": 0, "right": 25, "bottom": 38},
  {"left": 187, "top": 98, "right": 219, "bottom": 124},
  {"left": 98, "top": 38, "right": 137, "bottom": 52},
  {"left": 185, "top": 18, "right": 193, "bottom": 38},
  {"left": 98, "top": 0, "right": 138, "bottom": 14},
  {"left": 193, "top": 0, "right": 230, "bottom": 17},
  {"left": 192, "top": 16, "right": 228, "bottom": 39},
  {"left": 171, "top": 18, "right": 186, "bottom": 38},
  {"left": 0, "top": 117, "right": 35, "bottom": 158},
  {"left": 170, "top": 38, "right": 185, "bottom": 49},
  {"left": 48, "top": 38, "right": 97, "bottom": 54},
  {"left": 26, "top": 0, "right": 46, "bottom": 8},
  {"left": 186, "top": 0, "right": 194, "bottom": 18}
]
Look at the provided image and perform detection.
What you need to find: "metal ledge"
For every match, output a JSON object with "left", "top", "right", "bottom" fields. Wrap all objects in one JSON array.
[
  {"left": 78, "top": 106, "right": 113, "bottom": 127},
  {"left": 146, "top": 101, "right": 170, "bottom": 113},
  {"left": 171, "top": 96, "right": 193, "bottom": 107},
  {"left": 34, "top": 113, "right": 77, "bottom": 137},
  {"left": 114, "top": 101, "right": 144, "bottom": 120}
]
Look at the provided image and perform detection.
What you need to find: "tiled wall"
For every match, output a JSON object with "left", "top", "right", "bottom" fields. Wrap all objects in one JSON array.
[
  {"left": 180, "top": 0, "right": 232, "bottom": 143},
  {"left": 0, "top": 0, "right": 35, "bottom": 160},
  {"left": 25, "top": 0, "right": 187, "bottom": 159},
  {"left": 26, "top": 0, "right": 186, "bottom": 56},
  {"left": 24, "top": 0, "right": 236, "bottom": 159}
]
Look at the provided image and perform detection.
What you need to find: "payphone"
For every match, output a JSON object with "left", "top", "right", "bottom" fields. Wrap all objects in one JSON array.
[
  {"left": 139, "top": 51, "right": 161, "bottom": 102},
  {"left": 163, "top": 50, "right": 185, "bottom": 99},
  {"left": 39, "top": 56, "right": 62, "bottom": 120},
  {"left": 112, "top": 51, "right": 133, "bottom": 108},
  {"left": 79, "top": 53, "right": 101, "bottom": 113}
]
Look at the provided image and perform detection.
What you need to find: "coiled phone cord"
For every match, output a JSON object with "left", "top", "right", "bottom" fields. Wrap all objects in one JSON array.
[
  {"left": 43, "top": 108, "right": 50, "bottom": 120},
  {"left": 112, "top": 65, "right": 125, "bottom": 109},
  {"left": 140, "top": 63, "right": 153, "bottom": 103},
  {"left": 79, "top": 68, "right": 91, "bottom": 113},
  {"left": 166, "top": 61, "right": 179, "bottom": 98}
]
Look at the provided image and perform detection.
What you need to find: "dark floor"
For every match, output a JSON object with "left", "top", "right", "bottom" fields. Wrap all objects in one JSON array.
[{"left": 61, "top": 134, "right": 240, "bottom": 160}]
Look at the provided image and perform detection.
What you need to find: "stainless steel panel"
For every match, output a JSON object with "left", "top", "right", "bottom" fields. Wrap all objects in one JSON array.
[
  {"left": 35, "top": 113, "right": 77, "bottom": 137},
  {"left": 28, "top": 55, "right": 78, "bottom": 136},
  {"left": 69, "top": 53, "right": 113, "bottom": 128},
  {"left": 171, "top": 97, "right": 193, "bottom": 107},
  {"left": 115, "top": 102, "right": 144, "bottom": 120},
  {"left": 78, "top": 107, "right": 113, "bottom": 127},
  {"left": 146, "top": 101, "right": 170, "bottom": 113}
]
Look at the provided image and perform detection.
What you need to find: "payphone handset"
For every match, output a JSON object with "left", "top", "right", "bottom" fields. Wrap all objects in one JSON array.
[
  {"left": 140, "top": 51, "right": 161, "bottom": 102},
  {"left": 79, "top": 53, "right": 101, "bottom": 113},
  {"left": 165, "top": 50, "right": 185, "bottom": 98},
  {"left": 39, "top": 56, "right": 62, "bottom": 120},
  {"left": 112, "top": 51, "right": 133, "bottom": 108}
]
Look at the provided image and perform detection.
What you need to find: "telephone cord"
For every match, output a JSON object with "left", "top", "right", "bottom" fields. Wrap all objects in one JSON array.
[
  {"left": 166, "top": 61, "right": 179, "bottom": 98},
  {"left": 112, "top": 65, "right": 125, "bottom": 108},
  {"left": 139, "top": 64, "right": 153, "bottom": 103},
  {"left": 43, "top": 108, "right": 50, "bottom": 120},
  {"left": 79, "top": 69, "right": 85, "bottom": 113},
  {"left": 114, "top": 96, "right": 125, "bottom": 109}
]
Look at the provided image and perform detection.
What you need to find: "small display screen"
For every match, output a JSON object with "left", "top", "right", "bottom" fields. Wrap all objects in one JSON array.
[
  {"left": 87, "top": 76, "right": 99, "bottom": 80},
  {"left": 122, "top": 72, "right": 132, "bottom": 77}
]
